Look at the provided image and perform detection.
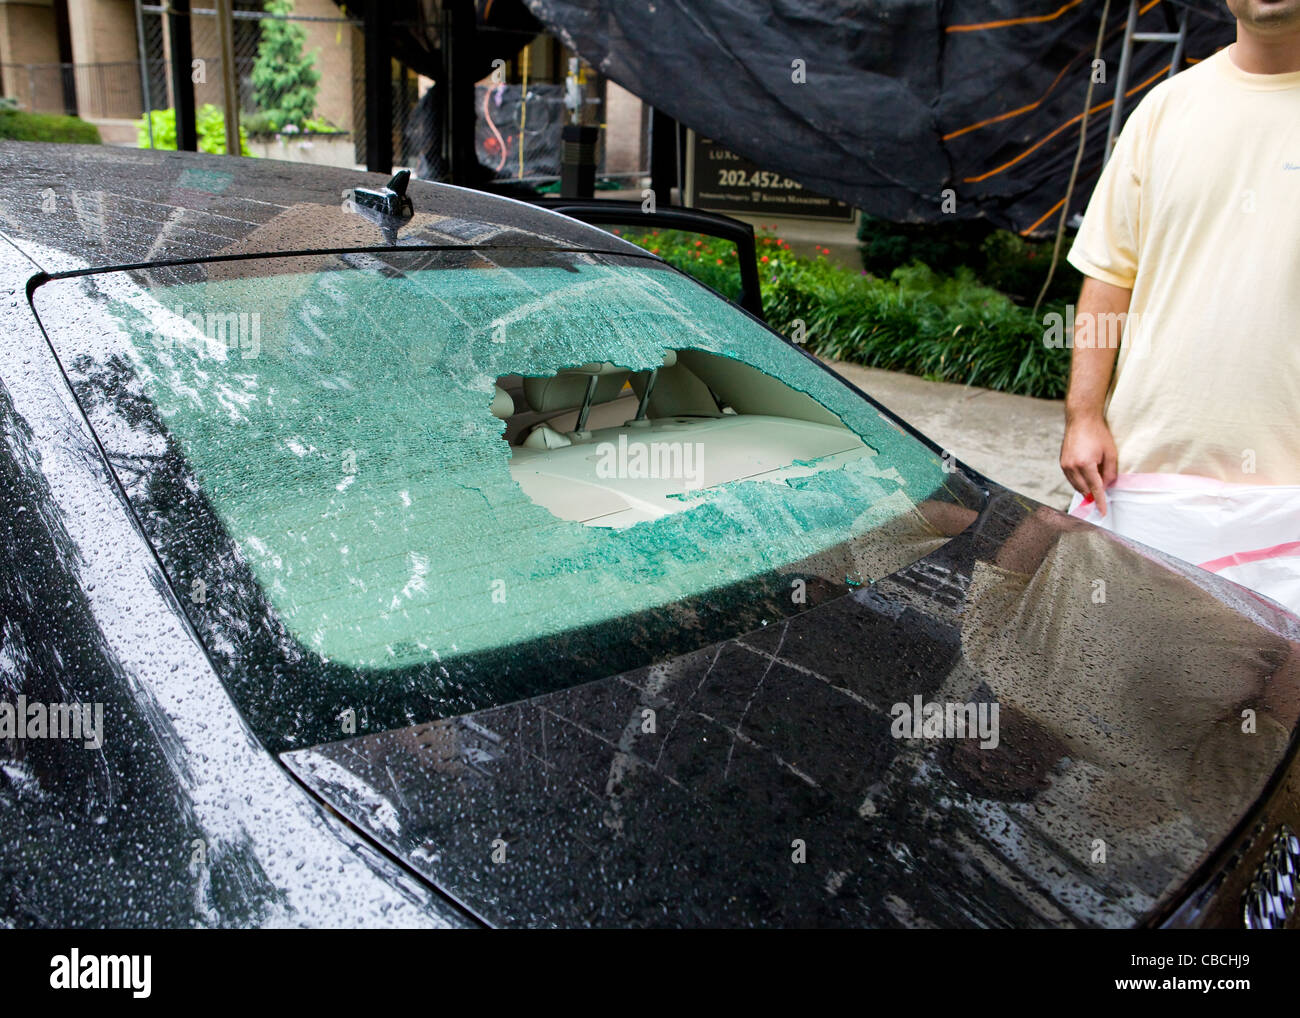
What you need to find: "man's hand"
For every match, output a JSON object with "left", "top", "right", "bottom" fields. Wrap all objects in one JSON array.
[
  {"left": 1061, "top": 412, "right": 1118, "bottom": 516},
  {"left": 1061, "top": 276, "right": 1131, "bottom": 517}
]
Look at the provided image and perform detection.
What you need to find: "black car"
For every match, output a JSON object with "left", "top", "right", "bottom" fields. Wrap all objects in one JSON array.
[{"left": 1, "top": 142, "right": 1298, "bottom": 929}]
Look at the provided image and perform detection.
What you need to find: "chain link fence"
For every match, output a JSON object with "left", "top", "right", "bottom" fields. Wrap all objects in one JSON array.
[
  {"left": 0, "top": 61, "right": 144, "bottom": 119},
  {"left": 0, "top": 1, "right": 650, "bottom": 188},
  {"left": 132, "top": 4, "right": 648, "bottom": 185},
  {"left": 137, "top": 3, "right": 373, "bottom": 162}
]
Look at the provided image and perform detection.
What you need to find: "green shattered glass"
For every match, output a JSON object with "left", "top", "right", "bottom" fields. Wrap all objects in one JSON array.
[{"left": 107, "top": 257, "right": 948, "bottom": 668}]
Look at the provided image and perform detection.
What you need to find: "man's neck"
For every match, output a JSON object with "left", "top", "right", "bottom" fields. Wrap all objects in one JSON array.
[{"left": 1230, "top": 27, "right": 1300, "bottom": 74}]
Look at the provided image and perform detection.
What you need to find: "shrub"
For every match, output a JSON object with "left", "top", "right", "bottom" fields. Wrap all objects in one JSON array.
[
  {"left": 242, "top": 110, "right": 337, "bottom": 136},
  {"left": 771, "top": 261, "right": 1069, "bottom": 398},
  {"left": 614, "top": 228, "right": 745, "bottom": 301},
  {"left": 250, "top": 0, "right": 320, "bottom": 131},
  {"left": 859, "top": 214, "right": 1082, "bottom": 305},
  {"left": 0, "top": 109, "right": 100, "bottom": 144},
  {"left": 978, "top": 229, "right": 1082, "bottom": 305},
  {"left": 136, "top": 105, "right": 251, "bottom": 156},
  {"left": 622, "top": 225, "right": 1069, "bottom": 399},
  {"left": 858, "top": 214, "right": 992, "bottom": 278}
]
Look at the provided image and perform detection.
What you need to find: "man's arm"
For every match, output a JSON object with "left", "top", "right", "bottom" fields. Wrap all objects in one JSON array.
[{"left": 1059, "top": 276, "right": 1130, "bottom": 516}]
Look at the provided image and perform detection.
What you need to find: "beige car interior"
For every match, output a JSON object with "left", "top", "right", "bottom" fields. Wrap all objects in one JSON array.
[{"left": 495, "top": 349, "right": 876, "bottom": 527}]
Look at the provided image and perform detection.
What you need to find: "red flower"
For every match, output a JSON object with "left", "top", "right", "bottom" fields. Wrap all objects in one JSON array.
[{"left": 761, "top": 255, "right": 769, "bottom": 263}]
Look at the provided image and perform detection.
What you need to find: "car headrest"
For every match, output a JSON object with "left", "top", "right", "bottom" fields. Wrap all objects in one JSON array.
[
  {"left": 522, "top": 363, "right": 630, "bottom": 414},
  {"left": 521, "top": 355, "right": 676, "bottom": 415},
  {"left": 491, "top": 385, "right": 514, "bottom": 420}
]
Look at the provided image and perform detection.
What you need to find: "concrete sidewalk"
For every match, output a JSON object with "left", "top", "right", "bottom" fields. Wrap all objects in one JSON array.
[{"left": 821, "top": 359, "right": 1073, "bottom": 510}]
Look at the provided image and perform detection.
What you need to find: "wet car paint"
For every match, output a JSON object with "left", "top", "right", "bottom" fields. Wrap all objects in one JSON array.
[
  {"left": 0, "top": 225, "right": 467, "bottom": 927},
  {"left": 0, "top": 142, "right": 640, "bottom": 276},
  {"left": 281, "top": 493, "right": 1300, "bottom": 927},
  {"left": 2, "top": 143, "right": 1298, "bottom": 928}
]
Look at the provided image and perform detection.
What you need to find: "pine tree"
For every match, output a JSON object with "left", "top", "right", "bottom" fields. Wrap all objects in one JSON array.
[{"left": 250, "top": 0, "right": 320, "bottom": 130}]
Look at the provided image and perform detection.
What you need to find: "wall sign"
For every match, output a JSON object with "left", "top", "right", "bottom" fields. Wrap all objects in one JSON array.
[{"left": 686, "top": 132, "right": 854, "bottom": 222}]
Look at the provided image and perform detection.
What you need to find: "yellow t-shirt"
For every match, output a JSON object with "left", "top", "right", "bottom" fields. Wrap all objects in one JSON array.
[{"left": 1067, "top": 47, "right": 1300, "bottom": 484}]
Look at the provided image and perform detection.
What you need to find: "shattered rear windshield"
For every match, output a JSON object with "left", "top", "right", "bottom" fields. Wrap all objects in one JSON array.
[{"left": 35, "top": 249, "right": 984, "bottom": 750}]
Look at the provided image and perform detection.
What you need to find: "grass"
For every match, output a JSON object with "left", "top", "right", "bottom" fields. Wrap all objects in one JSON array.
[
  {"left": 0, "top": 109, "right": 100, "bottom": 144},
  {"left": 616, "top": 224, "right": 1071, "bottom": 399}
]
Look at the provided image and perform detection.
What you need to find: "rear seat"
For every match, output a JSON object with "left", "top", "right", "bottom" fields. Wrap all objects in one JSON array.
[
  {"left": 520, "top": 362, "right": 632, "bottom": 449},
  {"left": 511, "top": 353, "right": 693, "bottom": 448}
]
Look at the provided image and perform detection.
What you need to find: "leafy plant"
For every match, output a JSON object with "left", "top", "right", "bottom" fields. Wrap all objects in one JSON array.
[
  {"left": 858, "top": 214, "right": 1082, "bottom": 305},
  {"left": 978, "top": 229, "right": 1081, "bottom": 305},
  {"left": 857, "top": 214, "right": 992, "bottom": 279},
  {"left": 136, "top": 105, "right": 250, "bottom": 155},
  {"left": 242, "top": 110, "right": 338, "bottom": 136},
  {"left": 613, "top": 228, "right": 745, "bottom": 301},
  {"left": 250, "top": 0, "right": 320, "bottom": 131},
  {"left": 621, "top": 225, "right": 1069, "bottom": 399}
]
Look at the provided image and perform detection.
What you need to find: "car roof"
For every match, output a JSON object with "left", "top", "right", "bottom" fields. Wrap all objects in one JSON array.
[{"left": 0, "top": 142, "right": 645, "bottom": 275}]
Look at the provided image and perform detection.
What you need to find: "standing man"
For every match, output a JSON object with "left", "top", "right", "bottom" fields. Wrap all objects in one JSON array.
[{"left": 1060, "top": 0, "right": 1300, "bottom": 608}]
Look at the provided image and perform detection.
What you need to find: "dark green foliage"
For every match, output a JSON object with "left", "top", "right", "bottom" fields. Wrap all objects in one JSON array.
[
  {"left": 622, "top": 224, "right": 1070, "bottom": 399},
  {"left": 857, "top": 214, "right": 993, "bottom": 279},
  {"left": 0, "top": 109, "right": 100, "bottom": 144},
  {"left": 858, "top": 214, "right": 1083, "bottom": 305},
  {"left": 250, "top": 0, "right": 320, "bottom": 130},
  {"left": 763, "top": 260, "right": 1069, "bottom": 399},
  {"left": 977, "top": 229, "right": 1082, "bottom": 306}
]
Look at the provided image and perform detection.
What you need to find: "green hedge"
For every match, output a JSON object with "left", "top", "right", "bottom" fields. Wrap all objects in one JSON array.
[
  {"left": 764, "top": 258, "right": 1068, "bottom": 399},
  {"left": 0, "top": 109, "right": 100, "bottom": 144},
  {"left": 613, "top": 227, "right": 746, "bottom": 301},
  {"left": 619, "top": 225, "right": 1070, "bottom": 399},
  {"left": 858, "top": 214, "right": 1082, "bottom": 306}
]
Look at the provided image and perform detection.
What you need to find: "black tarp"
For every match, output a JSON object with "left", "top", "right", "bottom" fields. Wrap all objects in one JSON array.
[{"left": 520, "top": 0, "right": 1234, "bottom": 234}]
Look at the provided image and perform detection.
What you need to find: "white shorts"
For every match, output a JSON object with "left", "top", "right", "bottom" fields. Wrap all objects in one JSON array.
[{"left": 1068, "top": 473, "right": 1300, "bottom": 616}]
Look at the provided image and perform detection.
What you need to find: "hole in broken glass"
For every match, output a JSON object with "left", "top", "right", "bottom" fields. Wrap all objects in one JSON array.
[{"left": 493, "top": 348, "right": 879, "bottom": 528}]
